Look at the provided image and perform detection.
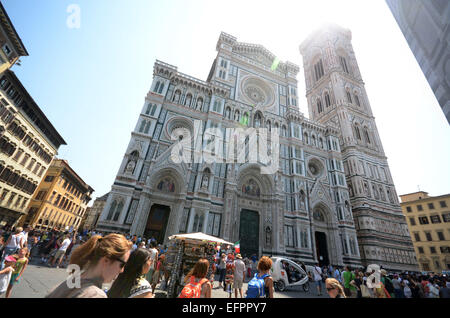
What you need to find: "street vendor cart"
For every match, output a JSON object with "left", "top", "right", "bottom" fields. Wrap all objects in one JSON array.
[{"left": 164, "top": 232, "right": 233, "bottom": 298}]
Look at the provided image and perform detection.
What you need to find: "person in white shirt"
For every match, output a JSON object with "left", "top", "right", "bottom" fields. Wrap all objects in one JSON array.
[
  {"left": 313, "top": 263, "right": 323, "bottom": 296},
  {"left": 52, "top": 235, "right": 72, "bottom": 268},
  {"left": 0, "top": 228, "right": 23, "bottom": 270},
  {"left": 233, "top": 254, "right": 246, "bottom": 298},
  {"left": 0, "top": 256, "right": 16, "bottom": 296}
]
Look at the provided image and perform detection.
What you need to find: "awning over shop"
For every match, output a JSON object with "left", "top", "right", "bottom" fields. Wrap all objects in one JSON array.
[{"left": 168, "top": 232, "right": 234, "bottom": 246}]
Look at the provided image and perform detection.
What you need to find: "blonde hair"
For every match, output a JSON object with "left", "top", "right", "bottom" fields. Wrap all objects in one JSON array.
[
  {"left": 69, "top": 234, "right": 132, "bottom": 271},
  {"left": 325, "top": 278, "right": 346, "bottom": 298},
  {"left": 257, "top": 256, "right": 273, "bottom": 272},
  {"left": 15, "top": 227, "right": 23, "bottom": 234}
]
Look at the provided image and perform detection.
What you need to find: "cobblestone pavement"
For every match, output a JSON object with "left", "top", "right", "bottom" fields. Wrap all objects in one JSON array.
[{"left": 6, "top": 262, "right": 327, "bottom": 299}]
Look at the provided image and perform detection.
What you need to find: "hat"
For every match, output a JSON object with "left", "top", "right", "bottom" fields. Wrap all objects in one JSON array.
[
  {"left": 236, "top": 254, "right": 242, "bottom": 259},
  {"left": 5, "top": 256, "right": 16, "bottom": 263}
]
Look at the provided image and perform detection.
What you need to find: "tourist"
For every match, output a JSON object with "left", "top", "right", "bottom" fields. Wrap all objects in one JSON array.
[
  {"left": 5, "top": 247, "right": 29, "bottom": 298},
  {"left": 146, "top": 241, "right": 158, "bottom": 290},
  {"left": 224, "top": 254, "right": 235, "bottom": 298},
  {"left": 380, "top": 269, "right": 394, "bottom": 298},
  {"left": 333, "top": 266, "right": 342, "bottom": 283},
  {"left": 0, "top": 256, "right": 16, "bottom": 297},
  {"left": 151, "top": 254, "right": 164, "bottom": 294},
  {"left": 342, "top": 266, "right": 355, "bottom": 297},
  {"left": 107, "top": 248, "right": 154, "bottom": 298},
  {"left": 233, "top": 254, "right": 245, "bottom": 298},
  {"left": 392, "top": 274, "right": 404, "bottom": 298},
  {"left": 52, "top": 234, "right": 72, "bottom": 268},
  {"left": 325, "top": 278, "right": 346, "bottom": 298},
  {"left": 350, "top": 271, "right": 364, "bottom": 298},
  {"left": 439, "top": 280, "right": 450, "bottom": 298},
  {"left": 0, "top": 227, "right": 23, "bottom": 270},
  {"left": 46, "top": 234, "right": 132, "bottom": 298},
  {"left": 217, "top": 253, "right": 226, "bottom": 288},
  {"left": 245, "top": 256, "right": 273, "bottom": 298},
  {"left": 312, "top": 263, "right": 323, "bottom": 296},
  {"left": 178, "top": 258, "right": 212, "bottom": 298}
]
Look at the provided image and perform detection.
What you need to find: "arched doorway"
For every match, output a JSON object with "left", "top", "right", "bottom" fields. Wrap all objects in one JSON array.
[
  {"left": 315, "top": 231, "right": 329, "bottom": 266},
  {"left": 313, "top": 204, "right": 331, "bottom": 266},
  {"left": 239, "top": 209, "right": 260, "bottom": 258},
  {"left": 144, "top": 204, "right": 171, "bottom": 243}
]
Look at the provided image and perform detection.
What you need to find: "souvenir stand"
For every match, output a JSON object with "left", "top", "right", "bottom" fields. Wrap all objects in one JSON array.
[{"left": 165, "top": 232, "right": 233, "bottom": 298}]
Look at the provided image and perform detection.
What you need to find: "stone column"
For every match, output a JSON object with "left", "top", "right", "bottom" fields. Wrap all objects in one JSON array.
[{"left": 131, "top": 194, "right": 151, "bottom": 236}]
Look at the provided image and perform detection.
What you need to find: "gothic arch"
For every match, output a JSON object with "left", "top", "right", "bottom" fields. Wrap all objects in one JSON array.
[
  {"left": 236, "top": 163, "right": 275, "bottom": 197},
  {"left": 148, "top": 166, "right": 187, "bottom": 195},
  {"left": 312, "top": 202, "right": 334, "bottom": 226}
]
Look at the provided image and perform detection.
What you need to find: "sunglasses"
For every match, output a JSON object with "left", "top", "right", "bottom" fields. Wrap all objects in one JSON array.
[
  {"left": 326, "top": 287, "right": 336, "bottom": 292},
  {"left": 111, "top": 256, "right": 127, "bottom": 268}
]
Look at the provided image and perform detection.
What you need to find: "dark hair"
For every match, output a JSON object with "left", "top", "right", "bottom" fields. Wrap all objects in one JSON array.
[{"left": 107, "top": 248, "right": 152, "bottom": 298}]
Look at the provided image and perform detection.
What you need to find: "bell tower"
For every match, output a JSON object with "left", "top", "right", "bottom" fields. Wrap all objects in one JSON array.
[{"left": 299, "top": 24, "right": 418, "bottom": 271}]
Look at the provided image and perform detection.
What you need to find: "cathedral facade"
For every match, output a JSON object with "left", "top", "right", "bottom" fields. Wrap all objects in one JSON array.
[{"left": 96, "top": 25, "right": 418, "bottom": 271}]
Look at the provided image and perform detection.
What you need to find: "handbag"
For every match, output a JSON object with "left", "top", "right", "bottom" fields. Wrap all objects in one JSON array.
[{"left": 360, "top": 284, "right": 370, "bottom": 298}]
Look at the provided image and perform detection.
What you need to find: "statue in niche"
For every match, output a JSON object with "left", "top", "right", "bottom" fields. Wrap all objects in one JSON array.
[
  {"left": 363, "top": 181, "right": 370, "bottom": 196},
  {"left": 299, "top": 190, "right": 306, "bottom": 210},
  {"left": 373, "top": 185, "right": 380, "bottom": 200},
  {"left": 196, "top": 98, "right": 203, "bottom": 110},
  {"left": 125, "top": 160, "right": 136, "bottom": 174},
  {"left": 265, "top": 226, "right": 272, "bottom": 246},
  {"left": 201, "top": 174, "right": 209, "bottom": 189}
]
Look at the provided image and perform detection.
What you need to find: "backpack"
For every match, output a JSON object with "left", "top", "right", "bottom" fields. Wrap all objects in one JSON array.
[
  {"left": 178, "top": 276, "right": 208, "bottom": 298},
  {"left": 384, "top": 277, "right": 394, "bottom": 293},
  {"left": 246, "top": 273, "right": 269, "bottom": 298}
]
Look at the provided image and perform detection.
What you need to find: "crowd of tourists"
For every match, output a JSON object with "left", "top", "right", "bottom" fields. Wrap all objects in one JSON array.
[
  {"left": 306, "top": 264, "right": 450, "bottom": 298},
  {"left": 1, "top": 225, "right": 449, "bottom": 299}
]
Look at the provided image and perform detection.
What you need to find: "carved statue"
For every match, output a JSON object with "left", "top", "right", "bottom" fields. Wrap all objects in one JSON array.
[
  {"left": 196, "top": 98, "right": 203, "bottom": 110},
  {"left": 202, "top": 174, "right": 209, "bottom": 189},
  {"left": 125, "top": 160, "right": 136, "bottom": 174},
  {"left": 265, "top": 226, "right": 272, "bottom": 246}
]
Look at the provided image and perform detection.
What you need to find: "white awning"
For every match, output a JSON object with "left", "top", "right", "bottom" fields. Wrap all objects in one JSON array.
[{"left": 168, "top": 232, "right": 234, "bottom": 245}]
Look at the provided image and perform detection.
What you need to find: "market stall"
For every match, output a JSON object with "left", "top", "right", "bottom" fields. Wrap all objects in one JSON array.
[{"left": 164, "top": 232, "right": 233, "bottom": 298}]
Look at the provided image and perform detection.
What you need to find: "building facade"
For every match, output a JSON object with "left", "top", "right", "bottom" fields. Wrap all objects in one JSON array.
[
  {"left": 0, "top": 70, "right": 66, "bottom": 227},
  {"left": 385, "top": 0, "right": 450, "bottom": 124},
  {"left": 83, "top": 192, "right": 109, "bottom": 231},
  {"left": 96, "top": 31, "right": 369, "bottom": 268},
  {"left": 299, "top": 24, "right": 418, "bottom": 271},
  {"left": 22, "top": 159, "right": 93, "bottom": 232},
  {"left": 0, "top": 2, "right": 28, "bottom": 73},
  {"left": 400, "top": 191, "right": 450, "bottom": 273},
  {"left": 0, "top": 4, "right": 66, "bottom": 227}
]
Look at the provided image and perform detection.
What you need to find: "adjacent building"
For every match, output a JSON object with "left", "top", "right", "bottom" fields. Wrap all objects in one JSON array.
[
  {"left": 82, "top": 192, "right": 109, "bottom": 231},
  {"left": 400, "top": 191, "right": 450, "bottom": 273},
  {"left": 0, "top": 1, "right": 28, "bottom": 73},
  {"left": 0, "top": 3, "right": 66, "bottom": 227},
  {"left": 22, "top": 158, "right": 93, "bottom": 232},
  {"left": 385, "top": 0, "right": 450, "bottom": 124},
  {"left": 0, "top": 70, "right": 66, "bottom": 227}
]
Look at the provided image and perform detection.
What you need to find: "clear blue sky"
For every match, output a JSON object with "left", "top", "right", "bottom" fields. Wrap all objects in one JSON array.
[{"left": 3, "top": 0, "right": 450, "bottom": 203}]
